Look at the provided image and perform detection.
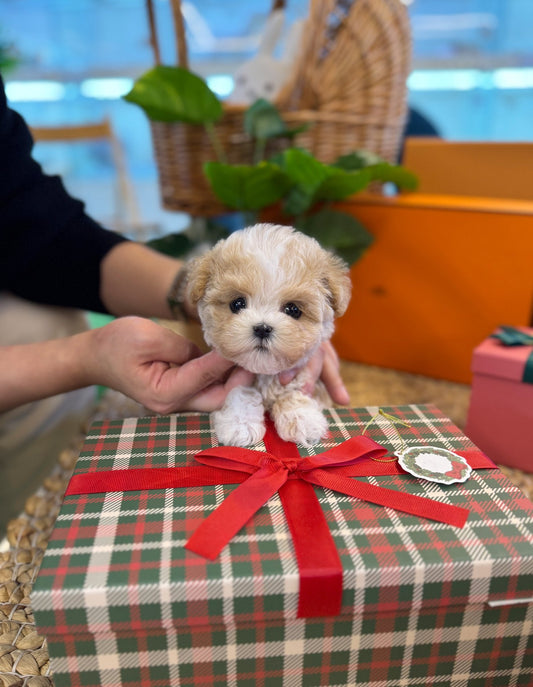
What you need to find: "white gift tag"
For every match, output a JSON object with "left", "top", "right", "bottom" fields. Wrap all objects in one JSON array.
[{"left": 396, "top": 446, "right": 472, "bottom": 485}]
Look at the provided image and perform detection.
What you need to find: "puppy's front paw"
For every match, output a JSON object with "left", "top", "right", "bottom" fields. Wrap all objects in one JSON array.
[
  {"left": 272, "top": 395, "right": 329, "bottom": 447},
  {"left": 214, "top": 414, "right": 266, "bottom": 447},
  {"left": 213, "top": 386, "right": 265, "bottom": 447}
]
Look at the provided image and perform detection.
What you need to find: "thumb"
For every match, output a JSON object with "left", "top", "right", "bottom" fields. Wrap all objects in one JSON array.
[
  {"left": 168, "top": 350, "right": 238, "bottom": 398},
  {"left": 148, "top": 325, "right": 203, "bottom": 365}
]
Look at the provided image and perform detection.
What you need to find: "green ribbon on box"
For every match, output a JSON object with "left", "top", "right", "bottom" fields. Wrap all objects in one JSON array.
[{"left": 491, "top": 325, "right": 533, "bottom": 384}]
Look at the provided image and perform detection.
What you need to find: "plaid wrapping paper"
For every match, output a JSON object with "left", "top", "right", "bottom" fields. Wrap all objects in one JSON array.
[{"left": 32, "top": 404, "right": 533, "bottom": 687}]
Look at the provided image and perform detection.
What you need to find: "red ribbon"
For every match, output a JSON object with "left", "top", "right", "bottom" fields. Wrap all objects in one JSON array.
[
  {"left": 185, "top": 418, "right": 469, "bottom": 559},
  {"left": 66, "top": 417, "right": 482, "bottom": 617}
]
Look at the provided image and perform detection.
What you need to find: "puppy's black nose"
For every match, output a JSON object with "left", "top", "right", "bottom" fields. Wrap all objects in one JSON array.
[{"left": 253, "top": 323, "right": 273, "bottom": 340}]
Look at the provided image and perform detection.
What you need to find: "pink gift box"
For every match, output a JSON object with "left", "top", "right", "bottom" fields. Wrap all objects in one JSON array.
[{"left": 466, "top": 326, "right": 533, "bottom": 470}]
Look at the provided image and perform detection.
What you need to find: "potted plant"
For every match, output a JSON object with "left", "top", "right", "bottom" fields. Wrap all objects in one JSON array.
[{"left": 124, "top": 66, "right": 417, "bottom": 265}]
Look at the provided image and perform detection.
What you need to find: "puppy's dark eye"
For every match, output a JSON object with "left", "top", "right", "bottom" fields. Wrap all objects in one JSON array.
[
  {"left": 283, "top": 302, "right": 301, "bottom": 319},
  {"left": 230, "top": 297, "right": 247, "bottom": 314}
]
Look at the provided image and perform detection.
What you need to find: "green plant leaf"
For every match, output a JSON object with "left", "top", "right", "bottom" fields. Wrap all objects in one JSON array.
[
  {"left": 315, "top": 167, "right": 373, "bottom": 201},
  {"left": 244, "top": 99, "right": 308, "bottom": 141},
  {"left": 296, "top": 208, "right": 374, "bottom": 265},
  {"left": 282, "top": 187, "right": 312, "bottom": 217},
  {"left": 333, "top": 151, "right": 418, "bottom": 190},
  {"left": 145, "top": 232, "right": 194, "bottom": 258},
  {"left": 281, "top": 148, "right": 332, "bottom": 215},
  {"left": 333, "top": 150, "right": 384, "bottom": 170},
  {"left": 281, "top": 149, "right": 383, "bottom": 213},
  {"left": 123, "top": 65, "right": 222, "bottom": 124},
  {"left": 267, "top": 146, "right": 305, "bottom": 167},
  {"left": 281, "top": 148, "right": 330, "bottom": 187},
  {"left": 244, "top": 99, "right": 288, "bottom": 140},
  {"left": 145, "top": 219, "right": 232, "bottom": 258},
  {"left": 204, "top": 161, "right": 292, "bottom": 211},
  {"left": 365, "top": 162, "right": 418, "bottom": 190}
]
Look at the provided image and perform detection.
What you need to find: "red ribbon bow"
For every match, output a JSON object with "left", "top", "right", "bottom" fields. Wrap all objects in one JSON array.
[
  {"left": 186, "top": 418, "right": 468, "bottom": 562},
  {"left": 66, "top": 416, "right": 478, "bottom": 617},
  {"left": 184, "top": 417, "right": 469, "bottom": 616}
]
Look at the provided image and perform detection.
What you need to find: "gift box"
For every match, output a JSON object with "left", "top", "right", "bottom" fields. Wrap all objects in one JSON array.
[
  {"left": 32, "top": 405, "right": 533, "bottom": 687},
  {"left": 466, "top": 326, "right": 533, "bottom": 470}
]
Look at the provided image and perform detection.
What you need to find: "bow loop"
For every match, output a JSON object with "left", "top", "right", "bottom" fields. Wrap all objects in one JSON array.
[
  {"left": 491, "top": 325, "right": 533, "bottom": 347},
  {"left": 194, "top": 445, "right": 269, "bottom": 474},
  {"left": 490, "top": 325, "right": 533, "bottom": 384},
  {"left": 301, "top": 435, "right": 388, "bottom": 471},
  {"left": 185, "top": 426, "right": 469, "bottom": 566},
  {"left": 193, "top": 435, "right": 388, "bottom": 481}
]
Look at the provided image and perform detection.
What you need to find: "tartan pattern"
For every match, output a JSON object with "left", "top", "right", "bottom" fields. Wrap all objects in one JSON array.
[
  {"left": 32, "top": 405, "right": 533, "bottom": 687},
  {"left": 42, "top": 604, "right": 533, "bottom": 687}
]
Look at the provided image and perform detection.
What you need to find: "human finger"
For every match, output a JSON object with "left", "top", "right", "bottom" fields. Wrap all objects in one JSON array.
[
  {"left": 149, "top": 325, "right": 203, "bottom": 364},
  {"left": 278, "top": 346, "right": 324, "bottom": 390},
  {"left": 178, "top": 364, "right": 254, "bottom": 412},
  {"left": 165, "top": 350, "right": 237, "bottom": 400},
  {"left": 320, "top": 342, "right": 350, "bottom": 405}
]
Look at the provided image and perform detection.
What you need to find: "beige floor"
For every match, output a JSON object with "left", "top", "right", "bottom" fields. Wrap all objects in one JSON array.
[{"left": 340, "top": 359, "right": 471, "bottom": 429}]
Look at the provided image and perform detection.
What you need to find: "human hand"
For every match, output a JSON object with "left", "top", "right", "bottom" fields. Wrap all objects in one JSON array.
[
  {"left": 87, "top": 317, "right": 254, "bottom": 414},
  {"left": 278, "top": 340, "right": 350, "bottom": 405}
]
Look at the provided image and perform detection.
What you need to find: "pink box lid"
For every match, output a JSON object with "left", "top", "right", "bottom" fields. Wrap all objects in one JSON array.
[{"left": 472, "top": 326, "right": 533, "bottom": 382}]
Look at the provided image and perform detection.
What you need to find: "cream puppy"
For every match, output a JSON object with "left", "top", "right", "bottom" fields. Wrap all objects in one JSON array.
[{"left": 186, "top": 223, "right": 352, "bottom": 447}]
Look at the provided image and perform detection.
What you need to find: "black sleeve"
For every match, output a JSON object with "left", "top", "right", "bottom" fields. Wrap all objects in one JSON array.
[{"left": 0, "top": 74, "right": 130, "bottom": 313}]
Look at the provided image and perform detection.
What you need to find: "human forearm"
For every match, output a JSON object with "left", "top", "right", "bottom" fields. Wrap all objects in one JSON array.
[
  {"left": 99, "top": 241, "right": 195, "bottom": 319},
  {"left": 0, "top": 330, "right": 96, "bottom": 413},
  {"left": 0, "top": 318, "right": 255, "bottom": 415}
]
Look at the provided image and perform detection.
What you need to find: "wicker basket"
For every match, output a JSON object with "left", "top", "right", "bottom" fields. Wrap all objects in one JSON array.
[
  {"left": 146, "top": 0, "right": 412, "bottom": 217},
  {"left": 276, "top": 0, "right": 412, "bottom": 164},
  {"left": 150, "top": 105, "right": 287, "bottom": 216}
]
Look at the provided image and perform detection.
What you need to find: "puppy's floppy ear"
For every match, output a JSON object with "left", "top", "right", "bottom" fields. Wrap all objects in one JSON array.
[
  {"left": 321, "top": 253, "right": 352, "bottom": 317},
  {"left": 186, "top": 253, "right": 213, "bottom": 305}
]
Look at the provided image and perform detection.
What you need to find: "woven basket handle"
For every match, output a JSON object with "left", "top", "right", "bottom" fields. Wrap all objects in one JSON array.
[
  {"left": 146, "top": 0, "right": 286, "bottom": 71},
  {"left": 145, "top": 0, "right": 189, "bottom": 69}
]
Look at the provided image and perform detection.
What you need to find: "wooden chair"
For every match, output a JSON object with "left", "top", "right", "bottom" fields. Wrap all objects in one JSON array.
[{"left": 30, "top": 118, "right": 143, "bottom": 237}]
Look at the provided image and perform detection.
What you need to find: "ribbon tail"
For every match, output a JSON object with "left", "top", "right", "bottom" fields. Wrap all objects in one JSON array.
[
  {"left": 185, "top": 465, "right": 287, "bottom": 560},
  {"left": 261, "top": 415, "right": 343, "bottom": 617},
  {"left": 279, "top": 480, "right": 343, "bottom": 618},
  {"left": 305, "top": 470, "right": 469, "bottom": 528},
  {"left": 66, "top": 466, "right": 247, "bottom": 495}
]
